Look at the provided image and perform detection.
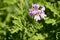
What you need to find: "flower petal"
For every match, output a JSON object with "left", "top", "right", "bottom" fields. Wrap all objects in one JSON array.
[
  {"left": 29, "top": 9, "right": 33, "bottom": 15},
  {"left": 40, "top": 12, "right": 46, "bottom": 18},
  {"left": 37, "top": 10, "right": 41, "bottom": 14},
  {"left": 34, "top": 15, "right": 41, "bottom": 21},
  {"left": 32, "top": 4, "right": 39, "bottom": 9},
  {"left": 41, "top": 6, "right": 45, "bottom": 11}
]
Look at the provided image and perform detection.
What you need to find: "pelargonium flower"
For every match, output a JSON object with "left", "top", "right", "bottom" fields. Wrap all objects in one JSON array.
[{"left": 29, "top": 4, "right": 46, "bottom": 21}]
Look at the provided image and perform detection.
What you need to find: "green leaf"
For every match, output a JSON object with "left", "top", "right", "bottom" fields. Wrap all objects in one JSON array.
[
  {"left": 45, "top": 17, "right": 56, "bottom": 25},
  {"left": 4, "top": 0, "right": 18, "bottom": 4}
]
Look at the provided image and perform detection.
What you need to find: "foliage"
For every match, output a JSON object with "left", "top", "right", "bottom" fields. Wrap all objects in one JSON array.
[{"left": 0, "top": 0, "right": 60, "bottom": 40}]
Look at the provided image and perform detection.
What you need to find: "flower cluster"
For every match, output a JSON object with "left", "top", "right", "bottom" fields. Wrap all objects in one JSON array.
[{"left": 29, "top": 4, "right": 46, "bottom": 21}]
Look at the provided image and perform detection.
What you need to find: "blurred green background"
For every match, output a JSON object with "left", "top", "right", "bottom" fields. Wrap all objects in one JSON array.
[{"left": 0, "top": 0, "right": 60, "bottom": 40}]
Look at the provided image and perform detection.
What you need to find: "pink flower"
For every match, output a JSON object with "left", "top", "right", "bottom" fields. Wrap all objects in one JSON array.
[{"left": 29, "top": 4, "right": 46, "bottom": 21}]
